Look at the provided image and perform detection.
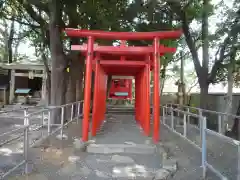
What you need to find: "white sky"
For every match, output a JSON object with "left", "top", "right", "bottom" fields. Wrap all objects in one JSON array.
[{"left": 16, "top": 0, "right": 238, "bottom": 93}]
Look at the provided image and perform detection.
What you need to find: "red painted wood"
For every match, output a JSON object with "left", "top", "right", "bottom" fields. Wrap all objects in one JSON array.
[
  {"left": 145, "top": 63, "right": 150, "bottom": 136},
  {"left": 100, "top": 60, "right": 145, "bottom": 66},
  {"left": 72, "top": 44, "right": 176, "bottom": 55},
  {"left": 153, "top": 37, "right": 160, "bottom": 143},
  {"left": 99, "top": 65, "right": 107, "bottom": 125},
  {"left": 139, "top": 69, "right": 144, "bottom": 130},
  {"left": 82, "top": 36, "right": 94, "bottom": 142},
  {"left": 92, "top": 60, "right": 100, "bottom": 136},
  {"left": 135, "top": 74, "right": 140, "bottom": 123},
  {"left": 65, "top": 28, "right": 182, "bottom": 40}
]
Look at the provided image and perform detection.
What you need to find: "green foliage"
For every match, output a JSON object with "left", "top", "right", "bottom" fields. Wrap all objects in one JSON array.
[{"left": 209, "top": 0, "right": 240, "bottom": 84}]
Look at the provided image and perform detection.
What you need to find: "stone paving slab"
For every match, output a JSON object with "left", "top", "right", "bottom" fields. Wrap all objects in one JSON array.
[
  {"left": 87, "top": 143, "right": 157, "bottom": 154},
  {"left": 78, "top": 115, "right": 165, "bottom": 179}
]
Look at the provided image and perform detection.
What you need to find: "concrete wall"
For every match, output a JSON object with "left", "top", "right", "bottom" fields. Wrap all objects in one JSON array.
[
  {"left": 188, "top": 93, "right": 240, "bottom": 114},
  {"left": 161, "top": 93, "right": 240, "bottom": 130},
  {"left": 161, "top": 93, "right": 240, "bottom": 112}
]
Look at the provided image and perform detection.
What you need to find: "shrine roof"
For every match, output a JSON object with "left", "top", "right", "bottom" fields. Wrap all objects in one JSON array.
[{"left": 0, "top": 61, "right": 49, "bottom": 71}]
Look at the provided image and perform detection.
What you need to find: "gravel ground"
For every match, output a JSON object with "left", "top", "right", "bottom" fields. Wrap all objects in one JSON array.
[
  {"left": 1, "top": 105, "right": 237, "bottom": 180},
  {"left": 163, "top": 115, "right": 237, "bottom": 180},
  {"left": 6, "top": 114, "right": 164, "bottom": 180}
]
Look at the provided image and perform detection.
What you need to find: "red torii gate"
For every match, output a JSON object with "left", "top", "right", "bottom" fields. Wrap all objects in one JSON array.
[{"left": 64, "top": 29, "right": 181, "bottom": 143}]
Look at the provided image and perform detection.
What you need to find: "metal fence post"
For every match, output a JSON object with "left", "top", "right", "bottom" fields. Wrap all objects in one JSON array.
[
  {"left": 238, "top": 142, "right": 240, "bottom": 180},
  {"left": 177, "top": 105, "right": 180, "bottom": 117},
  {"left": 201, "top": 116, "right": 207, "bottom": 179},
  {"left": 187, "top": 107, "right": 190, "bottom": 124},
  {"left": 218, "top": 114, "right": 222, "bottom": 134},
  {"left": 41, "top": 111, "right": 45, "bottom": 128},
  {"left": 198, "top": 109, "right": 202, "bottom": 128},
  {"left": 71, "top": 104, "right": 74, "bottom": 121},
  {"left": 199, "top": 109, "right": 203, "bottom": 142},
  {"left": 48, "top": 110, "right": 51, "bottom": 135},
  {"left": 163, "top": 106, "right": 166, "bottom": 125},
  {"left": 183, "top": 113, "right": 187, "bottom": 137},
  {"left": 23, "top": 109, "right": 29, "bottom": 174},
  {"left": 77, "top": 102, "right": 80, "bottom": 124},
  {"left": 41, "top": 111, "right": 45, "bottom": 138},
  {"left": 61, "top": 107, "right": 64, "bottom": 139},
  {"left": 171, "top": 107, "right": 174, "bottom": 129}
]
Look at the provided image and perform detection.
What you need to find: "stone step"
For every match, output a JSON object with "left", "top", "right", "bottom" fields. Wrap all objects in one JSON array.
[{"left": 87, "top": 144, "right": 157, "bottom": 154}]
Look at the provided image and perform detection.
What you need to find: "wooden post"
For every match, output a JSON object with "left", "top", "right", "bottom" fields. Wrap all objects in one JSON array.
[
  {"left": 140, "top": 69, "right": 144, "bottom": 129},
  {"left": 82, "top": 36, "right": 94, "bottom": 142},
  {"left": 9, "top": 69, "right": 15, "bottom": 104},
  {"left": 92, "top": 60, "right": 100, "bottom": 136},
  {"left": 145, "top": 63, "right": 150, "bottom": 136},
  {"left": 153, "top": 37, "right": 160, "bottom": 143}
]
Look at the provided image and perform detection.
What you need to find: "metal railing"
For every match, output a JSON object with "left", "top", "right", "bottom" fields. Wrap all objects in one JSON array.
[
  {"left": 0, "top": 101, "right": 83, "bottom": 179},
  {"left": 162, "top": 105, "right": 239, "bottom": 180},
  {"left": 167, "top": 103, "right": 240, "bottom": 134},
  {"left": 0, "top": 104, "right": 45, "bottom": 113}
]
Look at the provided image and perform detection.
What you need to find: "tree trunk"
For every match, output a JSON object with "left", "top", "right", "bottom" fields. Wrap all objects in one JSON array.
[
  {"left": 41, "top": 52, "right": 51, "bottom": 105},
  {"left": 46, "top": 73, "right": 51, "bottom": 105},
  {"left": 76, "top": 57, "right": 85, "bottom": 101},
  {"left": 65, "top": 53, "right": 83, "bottom": 119},
  {"left": 224, "top": 62, "right": 234, "bottom": 133},
  {"left": 227, "top": 101, "right": 240, "bottom": 140},
  {"left": 7, "top": 18, "right": 15, "bottom": 80},
  {"left": 7, "top": 18, "right": 14, "bottom": 64},
  {"left": 199, "top": 81, "right": 209, "bottom": 109},
  {"left": 2, "top": 20, "right": 8, "bottom": 62},
  {"left": 66, "top": 53, "right": 78, "bottom": 103},
  {"left": 49, "top": 0, "right": 67, "bottom": 123},
  {"left": 200, "top": 0, "right": 210, "bottom": 110},
  {"left": 226, "top": 42, "right": 238, "bottom": 138},
  {"left": 13, "top": 24, "right": 23, "bottom": 61},
  {"left": 160, "top": 77, "right": 165, "bottom": 95},
  {"left": 160, "top": 66, "right": 166, "bottom": 95},
  {"left": 199, "top": 82, "right": 209, "bottom": 128}
]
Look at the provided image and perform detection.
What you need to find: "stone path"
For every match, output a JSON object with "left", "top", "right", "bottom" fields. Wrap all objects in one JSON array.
[
  {"left": 6, "top": 114, "right": 177, "bottom": 180},
  {"left": 4, "top": 109, "right": 236, "bottom": 180},
  {"left": 84, "top": 115, "right": 162, "bottom": 179}
]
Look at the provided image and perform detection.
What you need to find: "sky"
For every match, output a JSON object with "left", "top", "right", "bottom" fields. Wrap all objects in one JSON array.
[{"left": 16, "top": 0, "right": 238, "bottom": 93}]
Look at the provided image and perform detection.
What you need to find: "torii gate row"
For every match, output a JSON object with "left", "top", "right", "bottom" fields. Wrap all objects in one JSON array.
[
  {"left": 72, "top": 43, "right": 177, "bottom": 70},
  {"left": 64, "top": 28, "right": 182, "bottom": 143}
]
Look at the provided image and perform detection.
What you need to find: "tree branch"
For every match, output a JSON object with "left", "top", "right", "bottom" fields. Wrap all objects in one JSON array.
[
  {"left": 208, "top": 16, "right": 240, "bottom": 83},
  {"left": 2, "top": 14, "right": 40, "bottom": 28},
  {"left": 187, "top": 80, "right": 198, "bottom": 94},
  {"left": 167, "top": 1, "right": 202, "bottom": 80}
]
